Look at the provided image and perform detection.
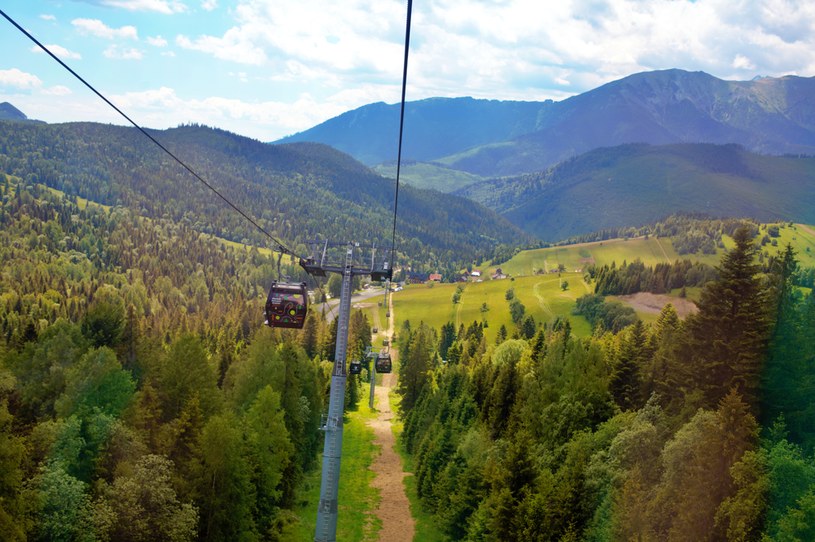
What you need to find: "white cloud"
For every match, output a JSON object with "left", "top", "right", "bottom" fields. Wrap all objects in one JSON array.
[
  {"left": 87, "top": 0, "right": 188, "bottom": 14},
  {"left": 31, "top": 44, "right": 82, "bottom": 60},
  {"left": 107, "top": 86, "right": 342, "bottom": 140},
  {"left": 405, "top": 0, "right": 815, "bottom": 97},
  {"left": 43, "top": 86, "right": 73, "bottom": 96},
  {"left": 40, "top": 14, "right": 57, "bottom": 21},
  {"left": 176, "top": 31, "right": 267, "bottom": 65},
  {"left": 0, "top": 68, "right": 43, "bottom": 90},
  {"left": 733, "top": 54, "right": 757, "bottom": 71},
  {"left": 152, "top": 0, "right": 815, "bottom": 115},
  {"left": 147, "top": 36, "right": 168, "bottom": 47},
  {"left": 103, "top": 45, "right": 144, "bottom": 60},
  {"left": 10, "top": 0, "right": 815, "bottom": 140},
  {"left": 229, "top": 71, "right": 250, "bottom": 83},
  {"left": 72, "top": 18, "right": 139, "bottom": 40}
]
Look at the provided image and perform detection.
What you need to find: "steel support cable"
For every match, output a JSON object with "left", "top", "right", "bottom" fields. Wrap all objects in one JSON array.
[
  {"left": 0, "top": 8, "right": 298, "bottom": 259},
  {"left": 388, "top": 0, "right": 413, "bottom": 274}
]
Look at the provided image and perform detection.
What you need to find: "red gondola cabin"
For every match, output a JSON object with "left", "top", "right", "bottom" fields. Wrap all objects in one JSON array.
[{"left": 265, "top": 281, "right": 308, "bottom": 329}]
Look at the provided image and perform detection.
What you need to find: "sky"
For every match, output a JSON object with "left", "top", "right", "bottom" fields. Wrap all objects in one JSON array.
[{"left": 1, "top": 0, "right": 815, "bottom": 142}]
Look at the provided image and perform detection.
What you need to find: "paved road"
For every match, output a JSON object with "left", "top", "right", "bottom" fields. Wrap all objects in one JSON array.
[{"left": 315, "top": 287, "right": 388, "bottom": 322}]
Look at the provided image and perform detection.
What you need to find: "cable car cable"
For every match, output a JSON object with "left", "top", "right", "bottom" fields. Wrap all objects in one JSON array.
[
  {"left": 388, "top": 0, "right": 413, "bottom": 274},
  {"left": 0, "top": 8, "right": 298, "bottom": 259}
]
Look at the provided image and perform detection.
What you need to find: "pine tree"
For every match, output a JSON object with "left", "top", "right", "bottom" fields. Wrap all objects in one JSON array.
[
  {"left": 610, "top": 319, "right": 648, "bottom": 411},
  {"left": 685, "top": 227, "right": 771, "bottom": 409},
  {"left": 496, "top": 324, "right": 508, "bottom": 344},
  {"left": 761, "top": 245, "right": 808, "bottom": 434}
]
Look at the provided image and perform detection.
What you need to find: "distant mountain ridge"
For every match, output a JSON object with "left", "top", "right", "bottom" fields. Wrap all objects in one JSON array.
[
  {"left": 277, "top": 97, "right": 547, "bottom": 166},
  {"left": 456, "top": 142, "right": 815, "bottom": 241},
  {"left": 279, "top": 69, "right": 815, "bottom": 178}
]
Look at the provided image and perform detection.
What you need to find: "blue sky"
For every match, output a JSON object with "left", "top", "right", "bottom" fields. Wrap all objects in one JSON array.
[{"left": 1, "top": 0, "right": 814, "bottom": 142}]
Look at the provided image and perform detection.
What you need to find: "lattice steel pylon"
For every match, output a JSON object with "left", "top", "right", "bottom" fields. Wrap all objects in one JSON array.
[{"left": 311, "top": 242, "right": 391, "bottom": 542}]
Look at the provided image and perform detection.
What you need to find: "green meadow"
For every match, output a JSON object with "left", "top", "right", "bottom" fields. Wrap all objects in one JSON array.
[
  {"left": 759, "top": 222, "right": 815, "bottom": 268},
  {"left": 392, "top": 273, "right": 593, "bottom": 342},
  {"left": 490, "top": 223, "right": 815, "bottom": 287},
  {"left": 392, "top": 223, "right": 815, "bottom": 340},
  {"left": 491, "top": 235, "right": 724, "bottom": 277}
]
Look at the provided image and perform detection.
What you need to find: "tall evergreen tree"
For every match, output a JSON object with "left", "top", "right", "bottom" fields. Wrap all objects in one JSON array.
[
  {"left": 760, "top": 244, "right": 812, "bottom": 442},
  {"left": 398, "top": 323, "right": 435, "bottom": 412},
  {"left": 684, "top": 227, "right": 770, "bottom": 409},
  {"left": 610, "top": 319, "right": 648, "bottom": 411}
]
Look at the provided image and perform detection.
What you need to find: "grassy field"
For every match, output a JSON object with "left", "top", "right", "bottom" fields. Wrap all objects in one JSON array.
[
  {"left": 491, "top": 236, "right": 725, "bottom": 277},
  {"left": 493, "top": 224, "right": 815, "bottom": 281},
  {"left": 392, "top": 273, "right": 593, "bottom": 342},
  {"left": 374, "top": 162, "right": 484, "bottom": 193},
  {"left": 759, "top": 223, "right": 815, "bottom": 268},
  {"left": 286, "top": 404, "right": 381, "bottom": 542},
  {"left": 216, "top": 237, "right": 281, "bottom": 258},
  {"left": 43, "top": 184, "right": 113, "bottom": 212}
]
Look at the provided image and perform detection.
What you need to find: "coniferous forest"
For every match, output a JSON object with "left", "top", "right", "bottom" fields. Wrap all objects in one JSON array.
[
  {"left": 397, "top": 228, "right": 815, "bottom": 541},
  {"left": 0, "top": 180, "right": 376, "bottom": 541},
  {"left": 1, "top": 133, "right": 815, "bottom": 540}
]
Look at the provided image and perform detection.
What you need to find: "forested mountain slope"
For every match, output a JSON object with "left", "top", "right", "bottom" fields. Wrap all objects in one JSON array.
[
  {"left": 0, "top": 120, "right": 529, "bottom": 267},
  {"left": 457, "top": 143, "right": 815, "bottom": 241},
  {"left": 0, "top": 180, "right": 377, "bottom": 540},
  {"left": 397, "top": 227, "right": 815, "bottom": 541}
]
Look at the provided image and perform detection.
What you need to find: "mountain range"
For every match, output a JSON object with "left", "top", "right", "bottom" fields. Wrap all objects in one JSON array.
[
  {"left": 4, "top": 68, "right": 815, "bottom": 250},
  {"left": 279, "top": 69, "right": 815, "bottom": 178},
  {"left": 278, "top": 69, "right": 815, "bottom": 240}
]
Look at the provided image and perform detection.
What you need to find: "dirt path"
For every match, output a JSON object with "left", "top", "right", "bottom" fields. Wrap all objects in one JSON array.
[
  {"left": 654, "top": 236, "right": 671, "bottom": 261},
  {"left": 368, "top": 291, "right": 415, "bottom": 542},
  {"left": 798, "top": 223, "right": 815, "bottom": 238},
  {"left": 533, "top": 279, "right": 557, "bottom": 318}
]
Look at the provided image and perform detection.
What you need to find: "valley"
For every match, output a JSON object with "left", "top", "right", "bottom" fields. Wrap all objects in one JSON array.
[{"left": 2, "top": 66, "right": 815, "bottom": 542}]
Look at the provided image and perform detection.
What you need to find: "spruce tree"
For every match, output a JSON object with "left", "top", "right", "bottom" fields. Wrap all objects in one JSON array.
[
  {"left": 761, "top": 244, "right": 807, "bottom": 435},
  {"left": 685, "top": 227, "right": 770, "bottom": 410},
  {"left": 610, "top": 319, "right": 648, "bottom": 411}
]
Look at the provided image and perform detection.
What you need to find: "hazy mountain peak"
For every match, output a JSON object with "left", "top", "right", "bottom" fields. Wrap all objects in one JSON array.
[{"left": 0, "top": 102, "right": 28, "bottom": 121}]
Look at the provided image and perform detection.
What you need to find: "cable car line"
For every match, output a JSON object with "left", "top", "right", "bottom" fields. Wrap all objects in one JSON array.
[
  {"left": 3, "top": 5, "right": 413, "bottom": 336},
  {"left": 0, "top": 8, "right": 298, "bottom": 260},
  {"left": 388, "top": 0, "right": 413, "bottom": 275}
]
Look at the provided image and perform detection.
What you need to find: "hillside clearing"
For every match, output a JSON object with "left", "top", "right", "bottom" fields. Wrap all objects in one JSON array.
[{"left": 616, "top": 292, "right": 698, "bottom": 318}]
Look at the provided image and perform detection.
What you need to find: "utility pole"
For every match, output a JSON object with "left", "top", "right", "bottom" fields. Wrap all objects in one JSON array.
[{"left": 308, "top": 242, "right": 390, "bottom": 542}]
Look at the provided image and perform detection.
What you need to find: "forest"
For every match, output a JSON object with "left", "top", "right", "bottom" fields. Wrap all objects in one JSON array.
[
  {"left": 397, "top": 227, "right": 815, "bottom": 540},
  {"left": 0, "top": 121, "right": 528, "bottom": 272},
  {"left": 0, "top": 180, "right": 375, "bottom": 541},
  {"left": 2, "top": 167, "right": 815, "bottom": 541}
]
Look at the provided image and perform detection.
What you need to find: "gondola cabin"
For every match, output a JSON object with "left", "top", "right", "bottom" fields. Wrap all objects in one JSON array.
[
  {"left": 375, "top": 352, "right": 392, "bottom": 374},
  {"left": 349, "top": 360, "right": 362, "bottom": 375},
  {"left": 265, "top": 281, "right": 308, "bottom": 329}
]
